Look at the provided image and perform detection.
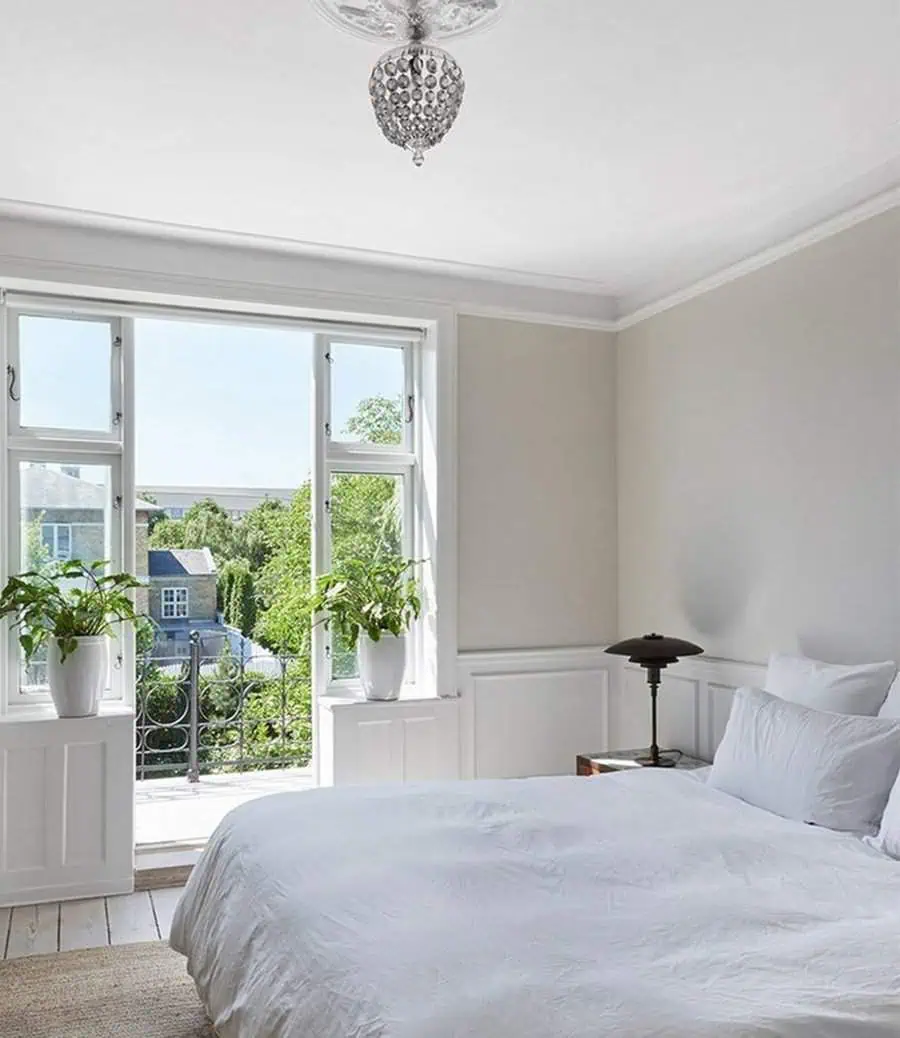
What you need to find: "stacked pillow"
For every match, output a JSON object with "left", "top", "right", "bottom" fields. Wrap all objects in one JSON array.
[{"left": 709, "top": 652, "right": 900, "bottom": 837}]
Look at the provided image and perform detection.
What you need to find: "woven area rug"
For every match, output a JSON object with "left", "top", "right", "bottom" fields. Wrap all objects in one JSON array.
[{"left": 0, "top": 941, "right": 215, "bottom": 1038}]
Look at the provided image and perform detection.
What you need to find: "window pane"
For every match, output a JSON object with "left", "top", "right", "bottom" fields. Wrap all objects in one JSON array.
[
  {"left": 18, "top": 462, "right": 113, "bottom": 695},
  {"left": 18, "top": 316, "right": 112, "bottom": 432},
  {"left": 330, "top": 343, "right": 405, "bottom": 446},
  {"left": 329, "top": 472, "right": 404, "bottom": 679}
]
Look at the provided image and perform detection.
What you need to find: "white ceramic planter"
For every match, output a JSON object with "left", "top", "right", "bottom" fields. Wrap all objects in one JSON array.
[
  {"left": 47, "top": 636, "right": 108, "bottom": 718},
  {"left": 358, "top": 633, "right": 407, "bottom": 701}
]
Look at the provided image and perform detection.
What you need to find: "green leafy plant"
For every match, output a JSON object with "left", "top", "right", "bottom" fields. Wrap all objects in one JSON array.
[
  {"left": 0, "top": 559, "right": 143, "bottom": 663},
  {"left": 310, "top": 556, "right": 422, "bottom": 650}
]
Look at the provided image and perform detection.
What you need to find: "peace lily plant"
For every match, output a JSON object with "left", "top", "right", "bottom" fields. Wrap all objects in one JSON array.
[
  {"left": 311, "top": 556, "right": 422, "bottom": 701},
  {"left": 0, "top": 559, "right": 142, "bottom": 717}
]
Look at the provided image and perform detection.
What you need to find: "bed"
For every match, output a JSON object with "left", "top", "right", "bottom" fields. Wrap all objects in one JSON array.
[{"left": 170, "top": 769, "right": 900, "bottom": 1037}]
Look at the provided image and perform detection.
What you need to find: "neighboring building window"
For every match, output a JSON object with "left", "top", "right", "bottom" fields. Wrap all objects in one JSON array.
[
  {"left": 162, "top": 587, "right": 189, "bottom": 619},
  {"left": 41, "top": 523, "right": 72, "bottom": 561},
  {"left": 168, "top": 507, "right": 185, "bottom": 519}
]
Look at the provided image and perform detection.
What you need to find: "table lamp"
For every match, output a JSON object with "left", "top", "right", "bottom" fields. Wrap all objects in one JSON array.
[{"left": 605, "top": 633, "right": 704, "bottom": 767}]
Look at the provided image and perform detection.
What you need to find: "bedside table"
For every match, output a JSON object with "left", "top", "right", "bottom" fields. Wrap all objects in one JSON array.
[{"left": 576, "top": 748, "right": 709, "bottom": 776}]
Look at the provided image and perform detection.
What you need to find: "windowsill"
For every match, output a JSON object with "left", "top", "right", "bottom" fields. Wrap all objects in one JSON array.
[
  {"left": 0, "top": 700, "right": 134, "bottom": 723},
  {"left": 318, "top": 682, "right": 441, "bottom": 708}
]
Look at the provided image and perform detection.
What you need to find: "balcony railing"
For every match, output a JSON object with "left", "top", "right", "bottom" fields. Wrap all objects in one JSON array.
[{"left": 135, "top": 631, "right": 311, "bottom": 782}]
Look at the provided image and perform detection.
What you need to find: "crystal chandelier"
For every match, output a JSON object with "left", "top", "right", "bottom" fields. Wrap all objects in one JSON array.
[{"left": 311, "top": 1, "right": 508, "bottom": 166}]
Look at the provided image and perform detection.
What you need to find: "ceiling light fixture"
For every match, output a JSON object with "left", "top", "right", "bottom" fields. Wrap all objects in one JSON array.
[{"left": 311, "top": 1, "right": 508, "bottom": 166}]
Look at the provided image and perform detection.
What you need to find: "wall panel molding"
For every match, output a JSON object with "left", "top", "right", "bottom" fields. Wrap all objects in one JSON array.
[{"left": 458, "top": 647, "right": 617, "bottom": 779}]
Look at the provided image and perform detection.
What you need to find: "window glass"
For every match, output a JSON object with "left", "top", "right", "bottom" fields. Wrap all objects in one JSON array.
[
  {"left": 330, "top": 343, "right": 405, "bottom": 446},
  {"left": 18, "top": 461, "right": 113, "bottom": 695},
  {"left": 329, "top": 472, "right": 404, "bottom": 679},
  {"left": 18, "top": 316, "right": 113, "bottom": 432}
]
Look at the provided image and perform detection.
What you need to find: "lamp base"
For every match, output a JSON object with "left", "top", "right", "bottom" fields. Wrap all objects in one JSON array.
[{"left": 636, "top": 754, "right": 676, "bottom": 768}]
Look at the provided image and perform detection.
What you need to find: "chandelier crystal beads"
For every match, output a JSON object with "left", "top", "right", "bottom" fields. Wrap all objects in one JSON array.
[
  {"left": 369, "top": 42, "right": 465, "bottom": 167},
  {"left": 311, "top": 0, "right": 507, "bottom": 166}
]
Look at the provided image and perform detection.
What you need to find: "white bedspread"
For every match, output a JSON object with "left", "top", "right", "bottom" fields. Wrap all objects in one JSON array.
[{"left": 170, "top": 771, "right": 900, "bottom": 1038}]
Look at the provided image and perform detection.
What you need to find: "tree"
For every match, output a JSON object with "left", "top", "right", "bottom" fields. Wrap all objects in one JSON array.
[
  {"left": 24, "top": 513, "right": 53, "bottom": 575},
  {"left": 344, "top": 394, "right": 403, "bottom": 445}
]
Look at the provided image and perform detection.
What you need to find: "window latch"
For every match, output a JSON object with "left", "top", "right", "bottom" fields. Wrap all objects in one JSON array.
[
  {"left": 6, "top": 363, "right": 19, "bottom": 402},
  {"left": 406, "top": 394, "right": 414, "bottom": 424}
]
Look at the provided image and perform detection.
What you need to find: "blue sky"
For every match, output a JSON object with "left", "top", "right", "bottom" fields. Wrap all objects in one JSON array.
[{"left": 20, "top": 315, "right": 403, "bottom": 488}]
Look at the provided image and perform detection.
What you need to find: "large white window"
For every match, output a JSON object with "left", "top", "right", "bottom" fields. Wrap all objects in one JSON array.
[
  {"left": 161, "top": 587, "right": 189, "bottom": 619},
  {"left": 1, "top": 296, "right": 429, "bottom": 714}
]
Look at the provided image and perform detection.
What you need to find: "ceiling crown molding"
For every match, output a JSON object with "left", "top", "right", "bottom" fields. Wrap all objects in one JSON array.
[
  {"left": 615, "top": 185, "right": 900, "bottom": 330},
  {"left": 0, "top": 197, "right": 612, "bottom": 300}
]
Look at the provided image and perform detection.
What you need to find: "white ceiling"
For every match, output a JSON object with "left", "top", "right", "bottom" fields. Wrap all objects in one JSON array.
[{"left": 0, "top": 0, "right": 897, "bottom": 314}]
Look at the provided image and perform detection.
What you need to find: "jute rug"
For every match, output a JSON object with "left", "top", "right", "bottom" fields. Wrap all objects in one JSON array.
[{"left": 0, "top": 940, "right": 215, "bottom": 1038}]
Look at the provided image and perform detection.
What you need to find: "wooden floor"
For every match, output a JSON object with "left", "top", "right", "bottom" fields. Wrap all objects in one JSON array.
[{"left": 0, "top": 886, "right": 185, "bottom": 960}]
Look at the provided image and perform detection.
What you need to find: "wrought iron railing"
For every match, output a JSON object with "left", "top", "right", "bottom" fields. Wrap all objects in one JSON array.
[{"left": 135, "top": 631, "right": 312, "bottom": 782}]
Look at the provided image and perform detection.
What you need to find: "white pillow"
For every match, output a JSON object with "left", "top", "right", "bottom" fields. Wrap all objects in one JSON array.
[
  {"left": 877, "top": 673, "right": 900, "bottom": 719},
  {"left": 867, "top": 772, "right": 900, "bottom": 858},
  {"left": 709, "top": 686, "right": 900, "bottom": 834},
  {"left": 765, "top": 652, "right": 896, "bottom": 716}
]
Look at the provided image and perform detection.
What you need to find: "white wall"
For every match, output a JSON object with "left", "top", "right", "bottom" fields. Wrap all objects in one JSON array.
[
  {"left": 457, "top": 316, "right": 618, "bottom": 651},
  {"left": 618, "top": 208, "right": 900, "bottom": 666}
]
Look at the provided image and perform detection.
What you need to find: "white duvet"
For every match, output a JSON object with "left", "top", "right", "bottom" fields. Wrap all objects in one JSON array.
[{"left": 170, "top": 771, "right": 900, "bottom": 1038}]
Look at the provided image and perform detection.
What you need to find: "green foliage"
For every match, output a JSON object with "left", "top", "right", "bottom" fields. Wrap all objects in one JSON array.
[
  {"left": 311, "top": 556, "right": 421, "bottom": 650},
  {"left": 147, "top": 517, "right": 185, "bottom": 548},
  {"left": 344, "top": 394, "right": 403, "bottom": 445},
  {"left": 0, "top": 559, "right": 142, "bottom": 663},
  {"left": 220, "top": 561, "right": 256, "bottom": 636},
  {"left": 149, "top": 499, "right": 242, "bottom": 563},
  {"left": 24, "top": 512, "right": 54, "bottom": 576},
  {"left": 217, "top": 559, "right": 240, "bottom": 614}
]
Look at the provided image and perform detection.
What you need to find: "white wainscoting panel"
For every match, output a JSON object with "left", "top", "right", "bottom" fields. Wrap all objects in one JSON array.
[
  {"left": 458, "top": 648, "right": 616, "bottom": 779},
  {"left": 318, "top": 695, "right": 460, "bottom": 787},
  {"left": 0, "top": 706, "right": 134, "bottom": 907}
]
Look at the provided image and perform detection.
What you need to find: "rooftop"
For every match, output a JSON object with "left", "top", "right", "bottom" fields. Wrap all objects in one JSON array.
[
  {"left": 148, "top": 547, "right": 217, "bottom": 577},
  {"left": 23, "top": 467, "right": 161, "bottom": 513}
]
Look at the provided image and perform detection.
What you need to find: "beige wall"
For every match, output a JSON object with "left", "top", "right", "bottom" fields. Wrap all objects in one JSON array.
[
  {"left": 617, "top": 209, "right": 900, "bottom": 664},
  {"left": 457, "top": 316, "right": 618, "bottom": 651}
]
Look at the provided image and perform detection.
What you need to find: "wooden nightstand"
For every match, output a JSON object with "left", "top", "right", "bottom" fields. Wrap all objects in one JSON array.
[{"left": 576, "top": 748, "right": 709, "bottom": 776}]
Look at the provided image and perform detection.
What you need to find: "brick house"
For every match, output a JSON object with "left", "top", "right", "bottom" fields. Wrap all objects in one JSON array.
[
  {"left": 23, "top": 467, "right": 225, "bottom": 656},
  {"left": 23, "top": 466, "right": 159, "bottom": 614}
]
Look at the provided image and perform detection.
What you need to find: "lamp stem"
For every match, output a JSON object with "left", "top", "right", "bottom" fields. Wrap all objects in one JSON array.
[{"left": 647, "top": 664, "right": 661, "bottom": 766}]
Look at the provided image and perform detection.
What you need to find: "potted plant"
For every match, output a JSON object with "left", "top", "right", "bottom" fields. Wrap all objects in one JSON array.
[
  {"left": 0, "top": 559, "right": 142, "bottom": 718},
  {"left": 311, "top": 556, "right": 422, "bottom": 701}
]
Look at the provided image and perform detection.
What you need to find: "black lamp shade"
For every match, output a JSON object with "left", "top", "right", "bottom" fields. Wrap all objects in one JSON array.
[
  {"left": 605, "top": 632, "right": 704, "bottom": 667},
  {"left": 605, "top": 633, "right": 704, "bottom": 768}
]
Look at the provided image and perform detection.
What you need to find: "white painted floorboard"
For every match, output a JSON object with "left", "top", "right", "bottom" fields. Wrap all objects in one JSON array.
[
  {"left": 59, "top": 897, "right": 109, "bottom": 952},
  {"left": 149, "top": 886, "right": 184, "bottom": 941},
  {"left": 1, "top": 887, "right": 185, "bottom": 960},
  {"left": 105, "top": 891, "right": 159, "bottom": 946},
  {"left": 7, "top": 904, "right": 60, "bottom": 960}
]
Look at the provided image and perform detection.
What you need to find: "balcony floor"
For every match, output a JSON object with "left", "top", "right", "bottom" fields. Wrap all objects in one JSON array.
[{"left": 135, "top": 767, "right": 316, "bottom": 846}]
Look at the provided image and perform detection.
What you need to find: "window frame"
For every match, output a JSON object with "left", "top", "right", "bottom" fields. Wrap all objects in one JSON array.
[
  {"left": 0, "top": 292, "right": 449, "bottom": 725},
  {"left": 161, "top": 586, "right": 189, "bottom": 620},
  {"left": 312, "top": 334, "right": 421, "bottom": 695}
]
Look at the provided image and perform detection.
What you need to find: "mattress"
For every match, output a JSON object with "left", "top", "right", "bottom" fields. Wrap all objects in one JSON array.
[{"left": 170, "top": 770, "right": 900, "bottom": 1037}]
